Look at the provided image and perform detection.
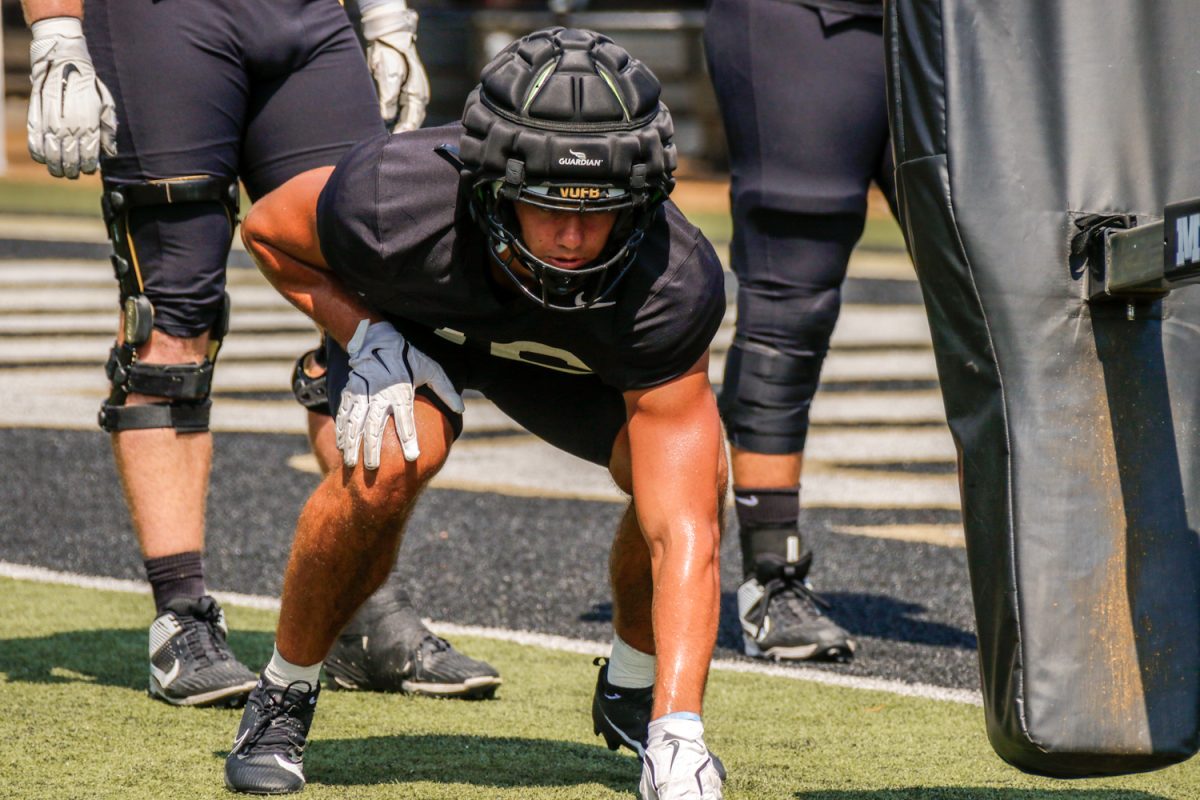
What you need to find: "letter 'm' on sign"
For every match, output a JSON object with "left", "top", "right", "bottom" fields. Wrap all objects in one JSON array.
[{"left": 1176, "top": 213, "right": 1200, "bottom": 267}]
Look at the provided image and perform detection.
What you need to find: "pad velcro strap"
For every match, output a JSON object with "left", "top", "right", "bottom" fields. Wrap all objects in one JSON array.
[
  {"left": 98, "top": 400, "right": 211, "bottom": 433},
  {"left": 123, "top": 360, "right": 214, "bottom": 401},
  {"left": 112, "top": 176, "right": 237, "bottom": 211}
]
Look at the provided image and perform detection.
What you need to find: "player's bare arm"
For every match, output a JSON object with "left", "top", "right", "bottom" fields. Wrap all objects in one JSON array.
[
  {"left": 241, "top": 167, "right": 380, "bottom": 349},
  {"left": 21, "top": 0, "right": 81, "bottom": 23},
  {"left": 622, "top": 353, "right": 726, "bottom": 718}
]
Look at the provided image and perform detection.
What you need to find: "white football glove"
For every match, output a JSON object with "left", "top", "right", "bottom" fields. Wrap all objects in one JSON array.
[
  {"left": 360, "top": 2, "right": 430, "bottom": 133},
  {"left": 27, "top": 17, "right": 118, "bottom": 179},
  {"left": 335, "top": 319, "right": 463, "bottom": 469},
  {"left": 639, "top": 718, "right": 724, "bottom": 800}
]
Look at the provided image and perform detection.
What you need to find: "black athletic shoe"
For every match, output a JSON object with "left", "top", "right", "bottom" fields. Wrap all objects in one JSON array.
[
  {"left": 225, "top": 679, "right": 319, "bottom": 795},
  {"left": 592, "top": 658, "right": 727, "bottom": 782},
  {"left": 147, "top": 595, "right": 257, "bottom": 707},
  {"left": 323, "top": 588, "right": 501, "bottom": 699},
  {"left": 591, "top": 657, "right": 653, "bottom": 758},
  {"left": 737, "top": 553, "right": 856, "bottom": 662}
]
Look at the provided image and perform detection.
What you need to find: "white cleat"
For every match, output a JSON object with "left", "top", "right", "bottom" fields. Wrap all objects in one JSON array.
[{"left": 638, "top": 718, "right": 724, "bottom": 800}]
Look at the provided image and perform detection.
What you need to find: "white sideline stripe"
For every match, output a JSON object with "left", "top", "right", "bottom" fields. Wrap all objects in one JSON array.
[{"left": 0, "top": 560, "right": 981, "bottom": 707}]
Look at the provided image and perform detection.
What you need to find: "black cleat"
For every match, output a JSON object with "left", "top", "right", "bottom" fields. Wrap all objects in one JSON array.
[
  {"left": 224, "top": 679, "right": 319, "bottom": 795},
  {"left": 737, "top": 553, "right": 856, "bottom": 663},
  {"left": 591, "top": 657, "right": 653, "bottom": 758},
  {"left": 323, "top": 587, "right": 501, "bottom": 699},
  {"left": 148, "top": 595, "right": 257, "bottom": 707},
  {"left": 592, "top": 658, "right": 727, "bottom": 781}
]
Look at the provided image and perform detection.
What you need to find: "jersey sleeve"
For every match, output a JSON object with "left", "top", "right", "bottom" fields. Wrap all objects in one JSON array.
[
  {"left": 616, "top": 218, "right": 727, "bottom": 391},
  {"left": 315, "top": 132, "right": 401, "bottom": 302}
]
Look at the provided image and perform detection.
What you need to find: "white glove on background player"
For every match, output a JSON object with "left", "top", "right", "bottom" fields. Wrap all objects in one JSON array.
[
  {"left": 360, "top": 0, "right": 430, "bottom": 132},
  {"left": 336, "top": 319, "right": 463, "bottom": 468},
  {"left": 27, "top": 17, "right": 118, "bottom": 179}
]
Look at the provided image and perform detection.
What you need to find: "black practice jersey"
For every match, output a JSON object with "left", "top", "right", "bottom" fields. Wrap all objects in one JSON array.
[{"left": 316, "top": 125, "right": 726, "bottom": 393}]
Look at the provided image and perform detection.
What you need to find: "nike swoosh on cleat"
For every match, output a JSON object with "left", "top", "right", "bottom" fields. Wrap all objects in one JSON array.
[
  {"left": 231, "top": 728, "right": 251, "bottom": 754},
  {"left": 273, "top": 755, "right": 305, "bottom": 782},
  {"left": 603, "top": 691, "right": 622, "bottom": 700},
  {"left": 601, "top": 710, "right": 645, "bottom": 757},
  {"left": 151, "top": 660, "right": 181, "bottom": 689}
]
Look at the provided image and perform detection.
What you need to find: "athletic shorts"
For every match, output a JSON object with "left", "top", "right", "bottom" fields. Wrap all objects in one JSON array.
[
  {"left": 85, "top": 0, "right": 384, "bottom": 337},
  {"left": 325, "top": 321, "right": 630, "bottom": 468}
]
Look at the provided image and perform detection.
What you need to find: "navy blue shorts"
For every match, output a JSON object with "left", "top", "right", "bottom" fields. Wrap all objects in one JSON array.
[{"left": 86, "top": 0, "right": 384, "bottom": 337}]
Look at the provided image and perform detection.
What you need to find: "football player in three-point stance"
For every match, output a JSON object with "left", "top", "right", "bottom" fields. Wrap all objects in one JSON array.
[
  {"left": 225, "top": 28, "right": 728, "bottom": 799},
  {"left": 21, "top": 0, "right": 497, "bottom": 707}
]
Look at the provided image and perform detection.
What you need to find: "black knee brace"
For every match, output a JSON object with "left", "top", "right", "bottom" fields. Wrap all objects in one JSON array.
[
  {"left": 98, "top": 176, "right": 240, "bottom": 433},
  {"left": 719, "top": 341, "right": 826, "bottom": 454},
  {"left": 291, "top": 339, "right": 332, "bottom": 417}
]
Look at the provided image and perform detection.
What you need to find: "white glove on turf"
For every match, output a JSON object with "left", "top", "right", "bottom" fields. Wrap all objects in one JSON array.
[
  {"left": 335, "top": 319, "right": 463, "bottom": 468},
  {"left": 361, "top": 2, "right": 430, "bottom": 133},
  {"left": 639, "top": 718, "right": 724, "bottom": 800},
  {"left": 27, "top": 17, "right": 118, "bottom": 178}
]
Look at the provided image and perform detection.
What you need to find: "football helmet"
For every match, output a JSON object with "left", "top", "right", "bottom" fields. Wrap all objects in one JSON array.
[{"left": 459, "top": 27, "right": 676, "bottom": 310}]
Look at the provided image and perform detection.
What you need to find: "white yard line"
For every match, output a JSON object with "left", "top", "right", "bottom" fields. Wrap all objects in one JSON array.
[{"left": 0, "top": 560, "right": 981, "bottom": 707}]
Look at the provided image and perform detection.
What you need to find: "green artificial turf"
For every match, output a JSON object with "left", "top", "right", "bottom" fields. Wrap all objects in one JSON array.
[{"left": 0, "top": 577, "right": 1195, "bottom": 799}]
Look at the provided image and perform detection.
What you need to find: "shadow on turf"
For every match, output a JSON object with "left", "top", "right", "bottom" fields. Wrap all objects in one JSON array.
[
  {"left": 217, "top": 733, "right": 637, "bottom": 792},
  {"left": 713, "top": 592, "right": 977, "bottom": 651},
  {"left": 0, "top": 628, "right": 273, "bottom": 692},
  {"left": 794, "top": 791, "right": 1174, "bottom": 799}
]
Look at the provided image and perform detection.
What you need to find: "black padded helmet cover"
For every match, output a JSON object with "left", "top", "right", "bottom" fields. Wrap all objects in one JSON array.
[
  {"left": 458, "top": 28, "right": 678, "bottom": 310},
  {"left": 460, "top": 27, "right": 676, "bottom": 199}
]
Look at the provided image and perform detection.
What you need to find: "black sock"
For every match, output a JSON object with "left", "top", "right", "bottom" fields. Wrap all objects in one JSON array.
[
  {"left": 733, "top": 486, "right": 804, "bottom": 579},
  {"left": 144, "top": 551, "right": 206, "bottom": 614}
]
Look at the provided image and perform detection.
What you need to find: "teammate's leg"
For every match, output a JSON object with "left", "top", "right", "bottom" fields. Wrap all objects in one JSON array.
[
  {"left": 85, "top": 0, "right": 256, "bottom": 705},
  {"left": 706, "top": 0, "right": 892, "bottom": 663}
]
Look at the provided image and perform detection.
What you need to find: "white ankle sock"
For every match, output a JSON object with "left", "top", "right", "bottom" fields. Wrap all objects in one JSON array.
[
  {"left": 261, "top": 644, "right": 322, "bottom": 688},
  {"left": 607, "top": 633, "right": 656, "bottom": 689}
]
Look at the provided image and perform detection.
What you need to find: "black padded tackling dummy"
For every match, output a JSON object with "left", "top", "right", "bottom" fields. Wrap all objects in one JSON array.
[{"left": 885, "top": 0, "right": 1200, "bottom": 777}]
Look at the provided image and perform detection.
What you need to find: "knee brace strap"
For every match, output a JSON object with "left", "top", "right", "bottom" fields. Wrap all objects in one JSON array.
[
  {"left": 98, "top": 400, "right": 211, "bottom": 433},
  {"left": 101, "top": 343, "right": 216, "bottom": 433},
  {"left": 719, "top": 341, "right": 825, "bottom": 453}
]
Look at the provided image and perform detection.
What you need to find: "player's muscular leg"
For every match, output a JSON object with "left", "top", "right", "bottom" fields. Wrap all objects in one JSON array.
[
  {"left": 110, "top": 328, "right": 212, "bottom": 559},
  {"left": 607, "top": 427, "right": 728, "bottom": 717},
  {"left": 275, "top": 397, "right": 454, "bottom": 666}
]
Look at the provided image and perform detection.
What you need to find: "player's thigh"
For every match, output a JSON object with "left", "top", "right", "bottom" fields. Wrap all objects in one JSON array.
[
  {"left": 85, "top": 1, "right": 247, "bottom": 337},
  {"left": 240, "top": 0, "right": 384, "bottom": 199},
  {"left": 705, "top": 0, "right": 890, "bottom": 218}
]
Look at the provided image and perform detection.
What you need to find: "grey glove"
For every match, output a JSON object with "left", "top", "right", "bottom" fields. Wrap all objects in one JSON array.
[{"left": 335, "top": 319, "right": 464, "bottom": 468}]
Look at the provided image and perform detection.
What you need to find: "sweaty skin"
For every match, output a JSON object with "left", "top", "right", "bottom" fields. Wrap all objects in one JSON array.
[{"left": 243, "top": 166, "right": 727, "bottom": 717}]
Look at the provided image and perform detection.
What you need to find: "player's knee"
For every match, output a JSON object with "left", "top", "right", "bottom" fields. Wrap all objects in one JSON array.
[{"left": 343, "top": 398, "right": 454, "bottom": 513}]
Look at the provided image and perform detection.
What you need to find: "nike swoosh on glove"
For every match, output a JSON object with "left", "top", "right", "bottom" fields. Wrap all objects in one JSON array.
[
  {"left": 335, "top": 319, "right": 463, "bottom": 468},
  {"left": 27, "top": 17, "right": 118, "bottom": 178}
]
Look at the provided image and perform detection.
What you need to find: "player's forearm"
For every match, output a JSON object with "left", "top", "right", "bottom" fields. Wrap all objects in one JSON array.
[
  {"left": 625, "top": 367, "right": 726, "bottom": 716},
  {"left": 643, "top": 514, "right": 721, "bottom": 717},
  {"left": 243, "top": 234, "right": 379, "bottom": 350},
  {"left": 21, "top": 0, "right": 82, "bottom": 24}
]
